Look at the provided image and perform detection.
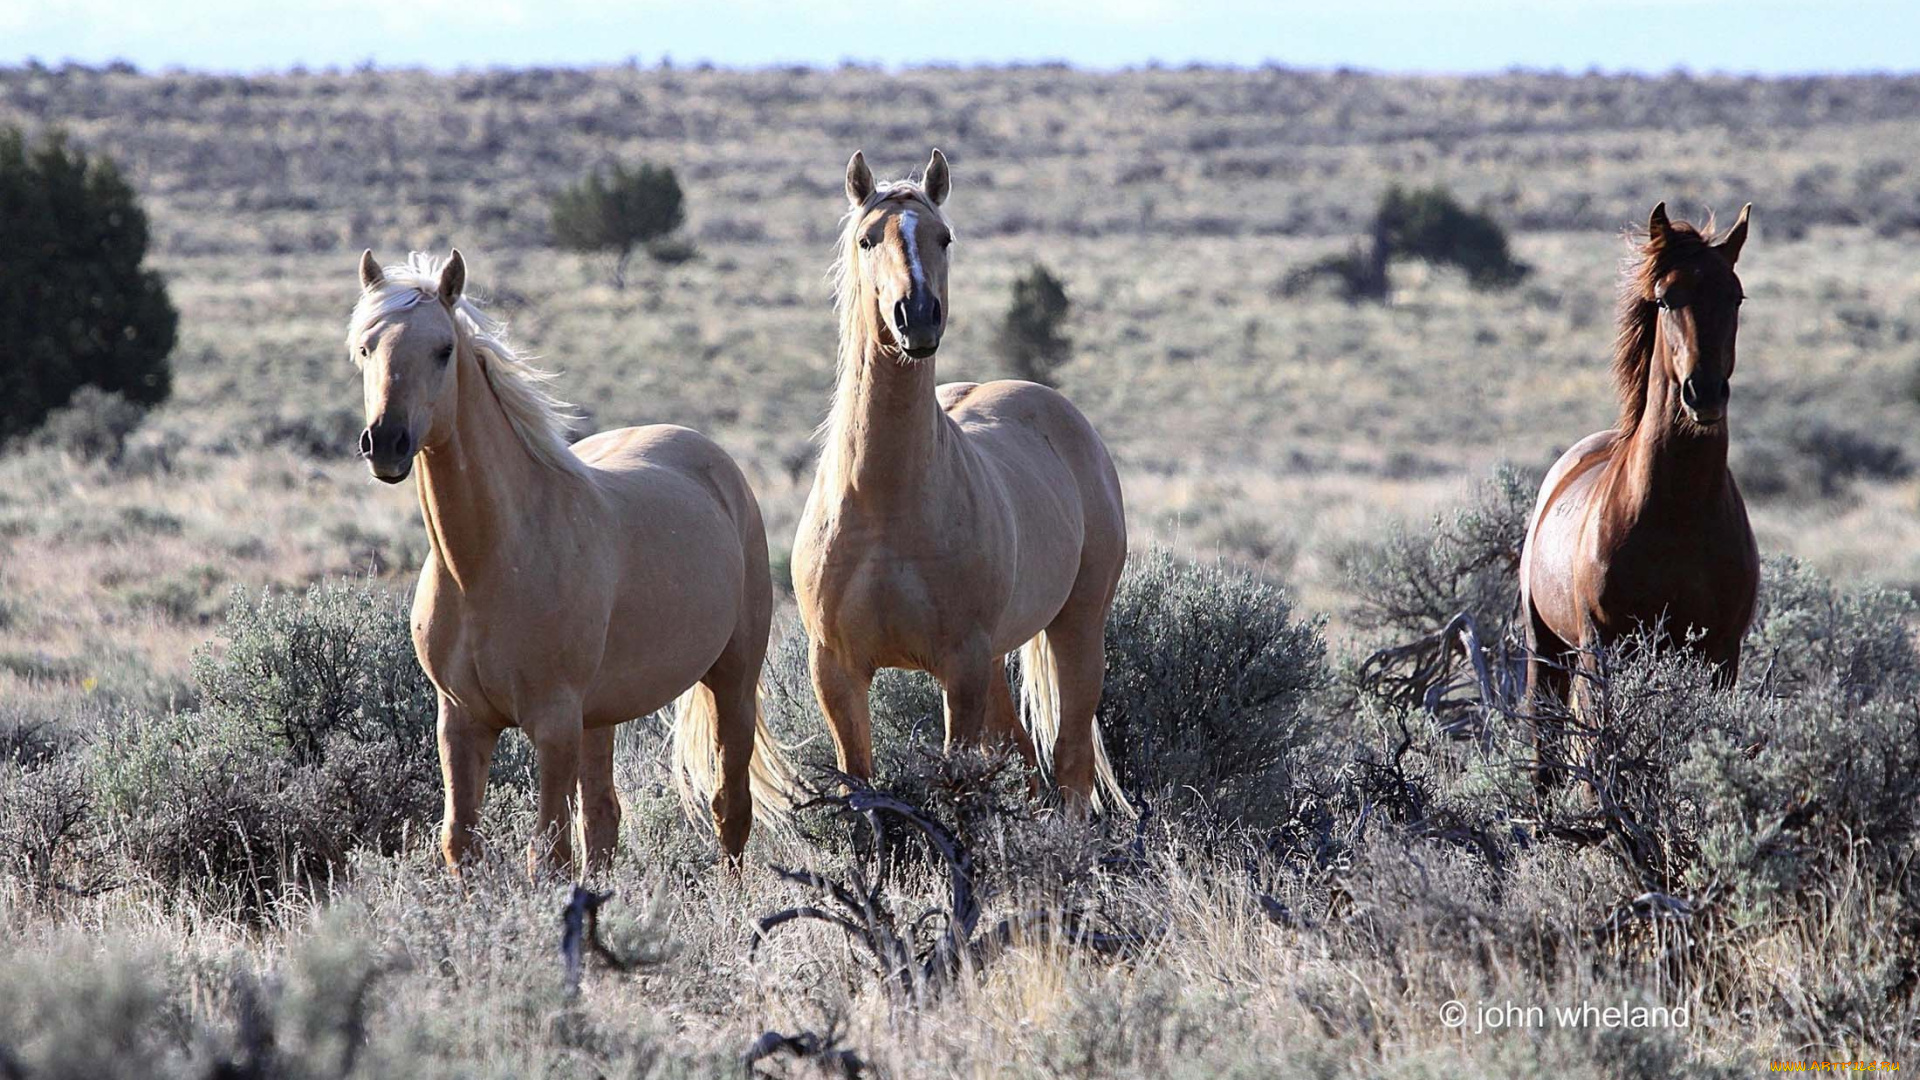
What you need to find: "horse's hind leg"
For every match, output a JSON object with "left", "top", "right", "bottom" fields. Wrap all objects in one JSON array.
[
  {"left": 1043, "top": 592, "right": 1115, "bottom": 810},
  {"left": 706, "top": 667, "right": 759, "bottom": 861},
  {"left": 438, "top": 694, "right": 499, "bottom": 873},
  {"left": 984, "top": 654, "right": 1039, "bottom": 768},
  {"left": 578, "top": 725, "right": 621, "bottom": 874},
  {"left": 1524, "top": 603, "right": 1574, "bottom": 793}
]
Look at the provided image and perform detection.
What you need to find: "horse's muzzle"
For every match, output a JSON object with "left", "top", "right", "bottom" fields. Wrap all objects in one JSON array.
[
  {"left": 1681, "top": 375, "right": 1729, "bottom": 426},
  {"left": 893, "top": 296, "right": 943, "bottom": 359},
  {"left": 361, "top": 422, "right": 416, "bottom": 483}
]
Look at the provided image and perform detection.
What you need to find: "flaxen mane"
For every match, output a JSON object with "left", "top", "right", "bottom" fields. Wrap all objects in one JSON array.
[
  {"left": 1611, "top": 213, "right": 1725, "bottom": 440},
  {"left": 347, "top": 252, "right": 583, "bottom": 474}
]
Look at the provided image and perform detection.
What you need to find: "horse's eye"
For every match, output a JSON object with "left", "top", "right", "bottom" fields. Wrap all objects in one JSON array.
[
  {"left": 358, "top": 345, "right": 370, "bottom": 358},
  {"left": 940, "top": 234, "right": 953, "bottom": 248},
  {"left": 858, "top": 236, "right": 874, "bottom": 251},
  {"left": 436, "top": 344, "right": 453, "bottom": 365}
]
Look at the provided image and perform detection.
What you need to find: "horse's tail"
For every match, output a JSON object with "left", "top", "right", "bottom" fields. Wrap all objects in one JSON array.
[
  {"left": 670, "top": 683, "right": 798, "bottom": 833},
  {"left": 1017, "top": 632, "right": 1133, "bottom": 816}
]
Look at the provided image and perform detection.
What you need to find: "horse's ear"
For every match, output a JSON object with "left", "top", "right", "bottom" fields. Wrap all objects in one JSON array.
[
  {"left": 438, "top": 249, "right": 466, "bottom": 307},
  {"left": 924, "top": 148, "right": 950, "bottom": 206},
  {"left": 359, "top": 249, "right": 384, "bottom": 291},
  {"left": 1648, "top": 201, "right": 1671, "bottom": 243},
  {"left": 1719, "top": 203, "right": 1752, "bottom": 266},
  {"left": 845, "top": 151, "right": 875, "bottom": 206}
]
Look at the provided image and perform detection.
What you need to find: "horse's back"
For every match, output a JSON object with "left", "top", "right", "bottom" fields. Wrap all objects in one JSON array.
[
  {"left": 942, "top": 380, "right": 1122, "bottom": 507},
  {"left": 575, "top": 424, "right": 762, "bottom": 532}
]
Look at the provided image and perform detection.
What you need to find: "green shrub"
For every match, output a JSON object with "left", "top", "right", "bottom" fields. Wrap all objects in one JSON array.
[
  {"left": 1282, "top": 183, "right": 1527, "bottom": 303},
  {"left": 1337, "top": 462, "right": 1536, "bottom": 637},
  {"left": 996, "top": 263, "right": 1073, "bottom": 386},
  {"left": 0, "top": 127, "right": 177, "bottom": 441},
  {"left": 549, "top": 160, "right": 688, "bottom": 288},
  {"left": 1377, "top": 183, "right": 1530, "bottom": 289}
]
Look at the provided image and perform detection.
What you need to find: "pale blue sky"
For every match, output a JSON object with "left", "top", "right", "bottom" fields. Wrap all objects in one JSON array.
[{"left": 4, "top": 0, "right": 1914, "bottom": 74}]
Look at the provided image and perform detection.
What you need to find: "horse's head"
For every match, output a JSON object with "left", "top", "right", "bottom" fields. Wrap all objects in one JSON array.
[
  {"left": 348, "top": 250, "right": 466, "bottom": 483},
  {"left": 1644, "top": 201, "right": 1750, "bottom": 427},
  {"left": 843, "top": 148, "right": 953, "bottom": 359}
]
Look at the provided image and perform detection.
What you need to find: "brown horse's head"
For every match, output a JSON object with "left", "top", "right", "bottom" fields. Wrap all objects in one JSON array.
[
  {"left": 1624, "top": 202, "right": 1751, "bottom": 429},
  {"left": 841, "top": 149, "right": 953, "bottom": 359},
  {"left": 348, "top": 250, "right": 466, "bottom": 483}
]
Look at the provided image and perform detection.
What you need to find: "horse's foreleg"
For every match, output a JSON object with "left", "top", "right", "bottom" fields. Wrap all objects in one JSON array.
[
  {"left": 707, "top": 671, "right": 759, "bottom": 861},
  {"left": 577, "top": 725, "right": 620, "bottom": 874},
  {"left": 809, "top": 641, "right": 875, "bottom": 781},
  {"left": 937, "top": 636, "right": 996, "bottom": 751},
  {"left": 437, "top": 694, "right": 499, "bottom": 874},
  {"left": 524, "top": 701, "right": 584, "bottom": 879}
]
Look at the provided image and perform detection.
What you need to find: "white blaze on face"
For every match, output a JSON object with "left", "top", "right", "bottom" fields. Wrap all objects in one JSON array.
[{"left": 900, "top": 209, "right": 926, "bottom": 295}]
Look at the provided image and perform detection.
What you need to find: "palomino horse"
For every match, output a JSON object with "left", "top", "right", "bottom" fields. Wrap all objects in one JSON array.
[
  {"left": 1520, "top": 203, "right": 1759, "bottom": 762},
  {"left": 347, "top": 250, "right": 792, "bottom": 874},
  {"left": 793, "top": 149, "right": 1130, "bottom": 811}
]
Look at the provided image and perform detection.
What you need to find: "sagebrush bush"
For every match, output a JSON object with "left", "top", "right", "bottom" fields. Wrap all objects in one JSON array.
[
  {"left": 1096, "top": 551, "right": 1326, "bottom": 823},
  {"left": 33, "top": 386, "right": 147, "bottom": 466},
  {"left": 79, "top": 581, "right": 495, "bottom": 911},
  {"left": 194, "top": 581, "right": 436, "bottom": 763},
  {"left": 1337, "top": 462, "right": 1537, "bottom": 637}
]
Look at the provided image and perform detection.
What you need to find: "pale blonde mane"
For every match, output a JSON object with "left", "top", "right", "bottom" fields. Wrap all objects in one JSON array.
[{"left": 347, "top": 252, "right": 584, "bottom": 475}]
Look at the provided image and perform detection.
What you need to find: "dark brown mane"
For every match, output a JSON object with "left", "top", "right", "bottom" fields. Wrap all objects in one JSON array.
[{"left": 1611, "top": 213, "right": 1727, "bottom": 438}]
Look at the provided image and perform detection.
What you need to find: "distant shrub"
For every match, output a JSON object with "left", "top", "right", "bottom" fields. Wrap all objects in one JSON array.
[
  {"left": 550, "top": 160, "right": 688, "bottom": 288},
  {"left": 1095, "top": 551, "right": 1327, "bottom": 824},
  {"left": 1739, "top": 417, "right": 1912, "bottom": 501},
  {"left": 996, "top": 264, "right": 1073, "bottom": 387},
  {"left": 0, "top": 128, "right": 177, "bottom": 441},
  {"left": 1337, "top": 463, "right": 1536, "bottom": 637},
  {"left": 1283, "top": 183, "right": 1527, "bottom": 303},
  {"left": 33, "top": 386, "right": 147, "bottom": 465},
  {"left": 1377, "top": 184, "right": 1530, "bottom": 289}
]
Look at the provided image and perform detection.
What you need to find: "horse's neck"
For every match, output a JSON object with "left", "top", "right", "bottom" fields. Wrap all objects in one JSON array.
[
  {"left": 821, "top": 338, "right": 947, "bottom": 506},
  {"left": 415, "top": 349, "right": 566, "bottom": 588},
  {"left": 1613, "top": 344, "right": 1731, "bottom": 518}
]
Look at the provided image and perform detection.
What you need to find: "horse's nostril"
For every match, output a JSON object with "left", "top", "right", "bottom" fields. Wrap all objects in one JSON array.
[
  {"left": 394, "top": 430, "right": 411, "bottom": 458},
  {"left": 359, "top": 428, "right": 374, "bottom": 456},
  {"left": 927, "top": 297, "right": 942, "bottom": 325},
  {"left": 892, "top": 298, "right": 910, "bottom": 333}
]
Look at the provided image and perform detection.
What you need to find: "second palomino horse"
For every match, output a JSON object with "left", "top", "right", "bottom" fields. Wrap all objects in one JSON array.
[
  {"left": 1520, "top": 203, "right": 1759, "bottom": 776},
  {"left": 793, "top": 149, "right": 1131, "bottom": 811},
  {"left": 348, "top": 250, "right": 793, "bottom": 875}
]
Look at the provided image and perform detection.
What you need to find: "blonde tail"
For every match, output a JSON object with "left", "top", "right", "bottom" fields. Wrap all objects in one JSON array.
[
  {"left": 670, "top": 683, "right": 798, "bottom": 834},
  {"left": 1017, "top": 633, "right": 1133, "bottom": 816}
]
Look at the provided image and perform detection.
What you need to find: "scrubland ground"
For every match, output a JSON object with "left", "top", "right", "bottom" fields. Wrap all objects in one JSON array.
[{"left": 1, "top": 64, "right": 1917, "bottom": 1077}]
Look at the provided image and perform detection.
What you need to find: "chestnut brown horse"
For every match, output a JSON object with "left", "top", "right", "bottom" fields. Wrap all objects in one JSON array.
[
  {"left": 347, "top": 250, "right": 793, "bottom": 876},
  {"left": 793, "top": 150, "right": 1131, "bottom": 812},
  {"left": 1520, "top": 203, "right": 1759, "bottom": 743}
]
